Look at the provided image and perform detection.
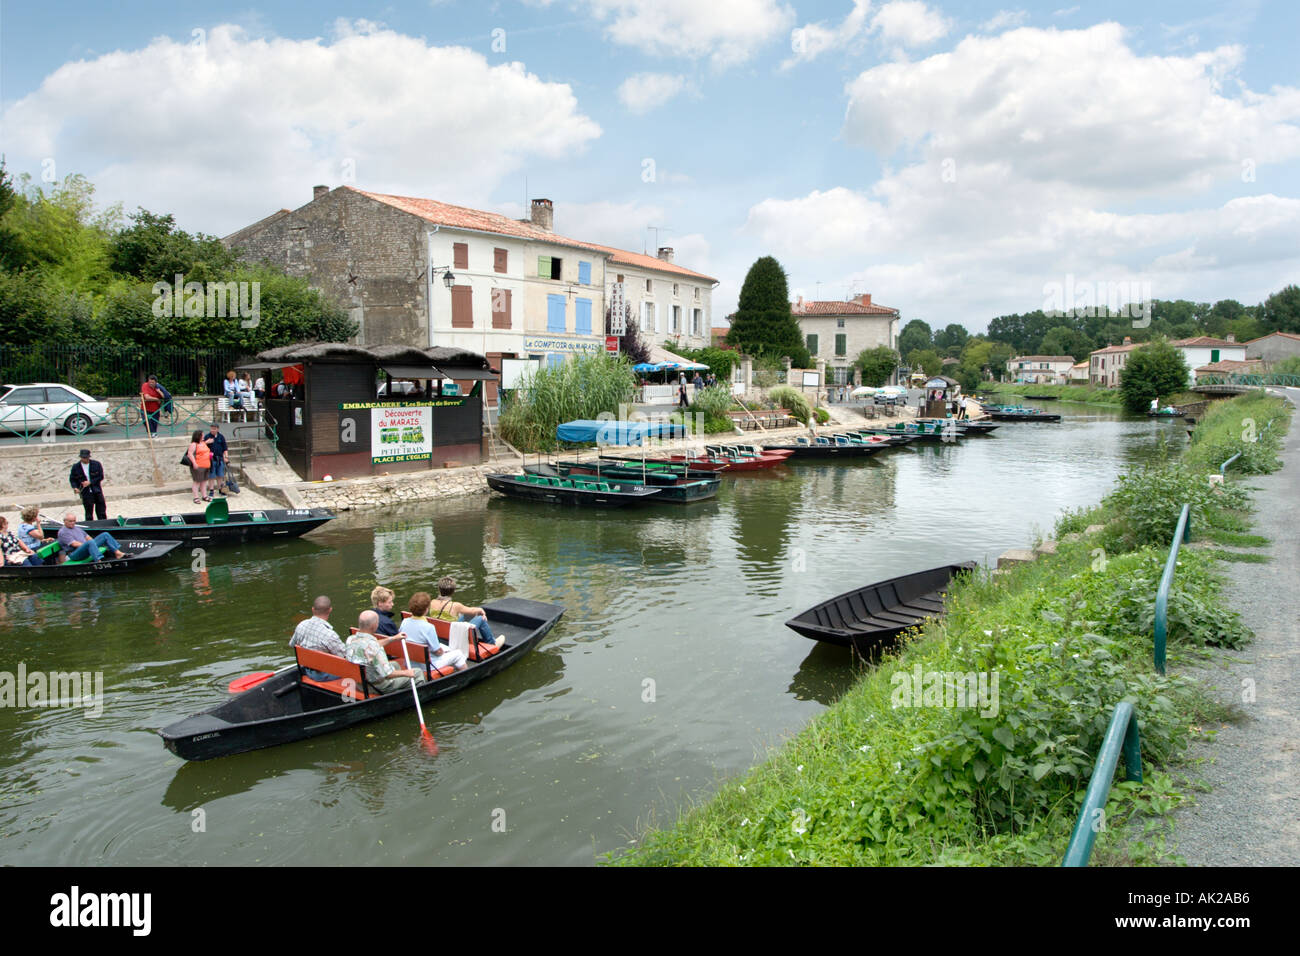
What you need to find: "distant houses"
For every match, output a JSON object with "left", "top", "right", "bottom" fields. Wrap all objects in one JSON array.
[
  {"left": 1006, "top": 355, "right": 1076, "bottom": 385},
  {"left": 791, "top": 294, "right": 901, "bottom": 387},
  {"left": 1244, "top": 331, "right": 1300, "bottom": 364}
]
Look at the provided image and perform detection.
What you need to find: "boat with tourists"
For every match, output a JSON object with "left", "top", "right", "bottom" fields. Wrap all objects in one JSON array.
[
  {"left": 39, "top": 498, "right": 335, "bottom": 546},
  {"left": 159, "top": 597, "right": 565, "bottom": 760},
  {"left": 785, "top": 562, "right": 977, "bottom": 651},
  {"left": 0, "top": 537, "right": 182, "bottom": 580}
]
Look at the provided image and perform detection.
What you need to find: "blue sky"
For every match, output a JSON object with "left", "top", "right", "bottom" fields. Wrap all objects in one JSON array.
[{"left": 3, "top": 0, "right": 1298, "bottom": 330}]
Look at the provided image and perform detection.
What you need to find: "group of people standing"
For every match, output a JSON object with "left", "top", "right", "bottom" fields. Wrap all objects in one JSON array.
[
  {"left": 288, "top": 579, "right": 500, "bottom": 693},
  {"left": 181, "top": 422, "right": 237, "bottom": 504}
]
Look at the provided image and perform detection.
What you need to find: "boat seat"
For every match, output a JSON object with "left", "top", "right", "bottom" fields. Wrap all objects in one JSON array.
[
  {"left": 384, "top": 636, "right": 456, "bottom": 680},
  {"left": 36, "top": 541, "right": 61, "bottom": 559},
  {"left": 116, "top": 515, "right": 127, "bottom": 527},
  {"left": 294, "top": 646, "right": 378, "bottom": 701},
  {"left": 430, "top": 617, "right": 503, "bottom": 662},
  {"left": 62, "top": 545, "right": 105, "bottom": 565},
  {"left": 166, "top": 515, "right": 185, "bottom": 525},
  {"left": 251, "top": 512, "right": 269, "bottom": 522}
]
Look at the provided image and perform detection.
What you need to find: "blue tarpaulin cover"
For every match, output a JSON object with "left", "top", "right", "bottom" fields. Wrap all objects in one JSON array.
[{"left": 555, "top": 419, "right": 686, "bottom": 446}]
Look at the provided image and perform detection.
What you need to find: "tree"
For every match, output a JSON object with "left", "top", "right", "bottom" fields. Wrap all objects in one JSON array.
[
  {"left": 933, "top": 323, "right": 969, "bottom": 355},
  {"left": 111, "top": 208, "right": 238, "bottom": 283},
  {"left": 1261, "top": 285, "right": 1300, "bottom": 334},
  {"left": 1038, "top": 325, "right": 1093, "bottom": 362},
  {"left": 855, "top": 346, "right": 899, "bottom": 387},
  {"left": 1119, "top": 342, "right": 1189, "bottom": 414},
  {"left": 907, "top": 348, "right": 942, "bottom": 377},
  {"left": 725, "top": 256, "right": 810, "bottom": 367},
  {"left": 898, "top": 319, "right": 932, "bottom": 357}
]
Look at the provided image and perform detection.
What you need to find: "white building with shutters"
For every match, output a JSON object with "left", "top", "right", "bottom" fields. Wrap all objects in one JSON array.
[{"left": 792, "top": 295, "right": 901, "bottom": 385}]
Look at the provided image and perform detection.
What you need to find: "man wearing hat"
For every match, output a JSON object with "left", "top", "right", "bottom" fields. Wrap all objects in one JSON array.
[{"left": 68, "top": 449, "right": 107, "bottom": 521}]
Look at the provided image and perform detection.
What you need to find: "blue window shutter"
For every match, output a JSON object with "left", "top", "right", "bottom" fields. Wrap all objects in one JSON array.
[
  {"left": 547, "top": 294, "right": 566, "bottom": 333},
  {"left": 578, "top": 261, "right": 591, "bottom": 285},
  {"left": 547, "top": 353, "right": 564, "bottom": 369},
  {"left": 575, "top": 298, "right": 592, "bottom": 335}
]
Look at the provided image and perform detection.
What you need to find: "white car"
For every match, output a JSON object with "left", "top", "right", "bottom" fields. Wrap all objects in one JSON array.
[{"left": 0, "top": 383, "right": 110, "bottom": 436}]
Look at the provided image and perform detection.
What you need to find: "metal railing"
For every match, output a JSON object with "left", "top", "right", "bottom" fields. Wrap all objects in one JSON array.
[
  {"left": 0, "top": 344, "right": 245, "bottom": 398},
  {"left": 1062, "top": 701, "right": 1143, "bottom": 866},
  {"left": 1195, "top": 373, "right": 1300, "bottom": 388},
  {"left": 0, "top": 397, "right": 276, "bottom": 448},
  {"left": 1219, "top": 452, "right": 1242, "bottom": 475},
  {"left": 1153, "top": 503, "right": 1191, "bottom": 676}
]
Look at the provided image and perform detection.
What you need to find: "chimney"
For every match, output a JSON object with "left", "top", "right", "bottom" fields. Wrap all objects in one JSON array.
[
  {"left": 313, "top": 184, "right": 329, "bottom": 200},
  {"left": 657, "top": 247, "right": 674, "bottom": 263},
  {"left": 530, "top": 198, "right": 553, "bottom": 232},
  {"left": 794, "top": 295, "right": 803, "bottom": 313},
  {"left": 1226, "top": 333, "right": 1236, "bottom": 343},
  {"left": 1123, "top": 336, "right": 1132, "bottom": 346},
  {"left": 853, "top": 293, "right": 872, "bottom": 307}
]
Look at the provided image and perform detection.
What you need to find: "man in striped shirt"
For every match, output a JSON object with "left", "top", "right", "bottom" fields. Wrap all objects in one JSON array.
[{"left": 289, "top": 595, "right": 348, "bottom": 680}]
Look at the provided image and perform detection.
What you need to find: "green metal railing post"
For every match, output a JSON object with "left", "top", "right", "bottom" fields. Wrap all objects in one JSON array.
[
  {"left": 1219, "top": 452, "right": 1241, "bottom": 475},
  {"left": 1062, "top": 701, "right": 1143, "bottom": 867},
  {"left": 1153, "top": 503, "right": 1191, "bottom": 676}
]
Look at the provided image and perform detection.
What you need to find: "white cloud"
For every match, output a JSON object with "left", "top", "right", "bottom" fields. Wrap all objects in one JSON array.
[
  {"left": 783, "top": 0, "right": 873, "bottom": 68},
  {"left": 979, "top": 10, "right": 1028, "bottom": 32},
  {"left": 617, "top": 73, "right": 690, "bottom": 114},
  {"left": 743, "top": 25, "right": 1300, "bottom": 327},
  {"left": 1053, "top": 5, "right": 1079, "bottom": 16},
  {"left": 2, "top": 21, "right": 601, "bottom": 235},
  {"left": 870, "top": 1, "right": 951, "bottom": 48},
  {"left": 584, "top": 0, "right": 795, "bottom": 68}
]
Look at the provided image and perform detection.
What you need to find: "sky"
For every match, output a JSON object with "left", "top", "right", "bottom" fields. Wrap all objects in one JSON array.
[{"left": 2, "top": 0, "right": 1298, "bottom": 332}]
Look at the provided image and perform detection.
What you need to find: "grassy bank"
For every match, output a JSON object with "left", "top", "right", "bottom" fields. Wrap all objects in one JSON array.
[
  {"left": 982, "top": 382, "right": 1123, "bottom": 406},
  {"left": 609, "top": 393, "right": 1291, "bottom": 866}
]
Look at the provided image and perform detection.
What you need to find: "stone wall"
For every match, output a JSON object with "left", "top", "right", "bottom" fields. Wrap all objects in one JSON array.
[{"left": 0, "top": 438, "right": 192, "bottom": 498}]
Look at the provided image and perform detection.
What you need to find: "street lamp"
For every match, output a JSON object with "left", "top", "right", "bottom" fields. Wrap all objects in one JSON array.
[{"left": 429, "top": 265, "right": 457, "bottom": 289}]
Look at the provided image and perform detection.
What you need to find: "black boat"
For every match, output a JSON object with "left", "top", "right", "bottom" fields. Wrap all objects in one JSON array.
[
  {"left": 784, "top": 562, "right": 977, "bottom": 650},
  {"left": 762, "top": 437, "right": 889, "bottom": 458},
  {"left": 988, "top": 410, "right": 1061, "bottom": 422},
  {"left": 1024, "top": 394, "right": 1058, "bottom": 400},
  {"left": 41, "top": 498, "right": 335, "bottom": 545},
  {"left": 159, "top": 597, "right": 564, "bottom": 760},
  {"left": 523, "top": 463, "right": 719, "bottom": 502},
  {"left": 486, "top": 472, "right": 663, "bottom": 507},
  {"left": 0, "top": 538, "right": 182, "bottom": 579}
]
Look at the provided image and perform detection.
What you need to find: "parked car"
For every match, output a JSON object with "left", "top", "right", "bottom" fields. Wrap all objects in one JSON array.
[{"left": 0, "top": 383, "right": 110, "bottom": 436}]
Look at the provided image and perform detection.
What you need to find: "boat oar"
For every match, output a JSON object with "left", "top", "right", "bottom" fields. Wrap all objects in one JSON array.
[{"left": 400, "top": 639, "right": 438, "bottom": 754}]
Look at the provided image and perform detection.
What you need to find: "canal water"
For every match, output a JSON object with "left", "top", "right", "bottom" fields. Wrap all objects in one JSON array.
[{"left": 0, "top": 406, "right": 1186, "bottom": 865}]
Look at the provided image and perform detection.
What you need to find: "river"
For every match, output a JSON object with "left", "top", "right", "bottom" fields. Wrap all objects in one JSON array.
[{"left": 0, "top": 406, "right": 1186, "bottom": 865}]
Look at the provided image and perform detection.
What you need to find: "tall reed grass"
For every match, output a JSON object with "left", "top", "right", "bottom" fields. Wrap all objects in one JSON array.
[{"left": 498, "top": 353, "right": 638, "bottom": 452}]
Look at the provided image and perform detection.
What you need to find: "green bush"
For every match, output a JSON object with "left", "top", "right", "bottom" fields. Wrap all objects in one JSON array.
[
  {"left": 498, "top": 353, "right": 637, "bottom": 452},
  {"left": 1104, "top": 463, "right": 1249, "bottom": 551},
  {"left": 1183, "top": 392, "right": 1290, "bottom": 475},
  {"left": 814, "top": 406, "right": 830, "bottom": 424},
  {"left": 768, "top": 385, "right": 812, "bottom": 423}
]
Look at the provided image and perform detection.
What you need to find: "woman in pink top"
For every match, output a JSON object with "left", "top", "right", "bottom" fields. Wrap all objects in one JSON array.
[{"left": 186, "top": 429, "right": 212, "bottom": 502}]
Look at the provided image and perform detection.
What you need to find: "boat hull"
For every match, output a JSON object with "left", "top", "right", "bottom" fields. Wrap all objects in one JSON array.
[
  {"left": 159, "top": 598, "right": 564, "bottom": 760},
  {"left": 0, "top": 539, "right": 181, "bottom": 579},
  {"left": 42, "top": 508, "right": 335, "bottom": 545},
  {"left": 486, "top": 472, "right": 661, "bottom": 507},
  {"left": 761, "top": 441, "right": 887, "bottom": 458}
]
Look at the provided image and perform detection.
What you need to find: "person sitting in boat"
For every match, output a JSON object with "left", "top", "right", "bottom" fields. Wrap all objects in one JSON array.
[
  {"left": 18, "top": 505, "right": 48, "bottom": 551},
  {"left": 369, "top": 586, "right": 401, "bottom": 637},
  {"left": 290, "top": 595, "right": 350, "bottom": 681},
  {"left": 397, "top": 592, "right": 468, "bottom": 671},
  {"left": 430, "top": 576, "right": 501, "bottom": 647},
  {"left": 346, "top": 610, "right": 425, "bottom": 693},
  {"left": 55, "top": 512, "right": 127, "bottom": 562},
  {"left": 0, "top": 515, "right": 43, "bottom": 566}
]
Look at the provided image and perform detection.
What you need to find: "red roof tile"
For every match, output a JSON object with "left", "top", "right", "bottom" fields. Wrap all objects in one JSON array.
[
  {"left": 1194, "top": 359, "right": 1264, "bottom": 373},
  {"left": 1244, "top": 331, "right": 1300, "bottom": 344},
  {"left": 1090, "top": 343, "right": 1141, "bottom": 355},
  {"left": 791, "top": 299, "right": 898, "bottom": 316},
  {"left": 1010, "top": 355, "right": 1077, "bottom": 363},
  {"left": 1169, "top": 336, "right": 1245, "bottom": 349}
]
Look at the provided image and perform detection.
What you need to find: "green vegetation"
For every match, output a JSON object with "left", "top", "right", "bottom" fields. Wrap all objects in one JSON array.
[
  {"left": 898, "top": 319, "right": 932, "bottom": 358},
  {"left": 814, "top": 406, "right": 830, "bottom": 425},
  {"left": 1276, "top": 355, "right": 1300, "bottom": 376},
  {"left": 767, "top": 385, "right": 812, "bottom": 424},
  {"left": 0, "top": 162, "right": 355, "bottom": 351},
  {"left": 982, "top": 382, "right": 1123, "bottom": 406},
  {"left": 498, "top": 353, "right": 637, "bottom": 452},
  {"left": 725, "top": 257, "right": 811, "bottom": 368},
  {"left": 668, "top": 344, "right": 737, "bottom": 380},
  {"left": 906, "top": 348, "right": 942, "bottom": 377},
  {"left": 1183, "top": 391, "right": 1291, "bottom": 475},
  {"left": 1119, "top": 341, "right": 1190, "bottom": 414},
  {"left": 609, "top": 391, "right": 1288, "bottom": 866},
  {"left": 855, "top": 346, "right": 899, "bottom": 387},
  {"left": 688, "top": 384, "right": 739, "bottom": 434},
  {"left": 1204, "top": 530, "right": 1269, "bottom": 548}
]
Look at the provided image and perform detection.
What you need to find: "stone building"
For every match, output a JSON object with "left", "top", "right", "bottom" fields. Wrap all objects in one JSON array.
[
  {"left": 224, "top": 187, "right": 716, "bottom": 400},
  {"left": 1089, "top": 338, "right": 1140, "bottom": 387},
  {"left": 1006, "top": 355, "right": 1077, "bottom": 385},
  {"left": 1244, "top": 331, "right": 1300, "bottom": 364},
  {"left": 790, "top": 294, "right": 901, "bottom": 386}
]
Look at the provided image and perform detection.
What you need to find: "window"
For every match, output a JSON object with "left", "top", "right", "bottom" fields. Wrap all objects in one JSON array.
[
  {"left": 644, "top": 301, "right": 657, "bottom": 333},
  {"left": 493, "top": 248, "right": 507, "bottom": 274},
  {"left": 837, "top": 318, "right": 845, "bottom": 328},
  {"left": 1210, "top": 349, "right": 1220, "bottom": 363},
  {"left": 2, "top": 387, "right": 44, "bottom": 405},
  {"left": 832, "top": 367, "right": 850, "bottom": 385},
  {"left": 616, "top": 274, "right": 624, "bottom": 283},
  {"left": 835, "top": 334, "right": 847, "bottom": 356},
  {"left": 547, "top": 353, "right": 564, "bottom": 370},
  {"left": 645, "top": 278, "right": 652, "bottom": 293},
  {"left": 671, "top": 305, "right": 680, "bottom": 332},
  {"left": 451, "top": 285, "right": 473, "bottom": 328},
  {"left": 673, "top": 283, "right": 679, "bottom": 296},
  {"left": 578, "top": 261, "right": 591, "bottom": 285},
  {"left": 45, "top": 387, "right": 80, "bottom": 403},
  {"left": 694, "top": 287, "right": 700, "bottom": 301},
  {"left": 492, "top": 288, "right": 512, "bottom": 329},
  {"left": 538, "top": 256, "right": 562, "bottom": 279},
  {"left": 547, "top": 294, "right": 566, "bottom": 333},
  {"left": 806, "top": 334, "right": 819, "bottom": 355},
  {"left": 576, "top": 297, "right": 593, "bottom": 335},
  {"left": 692, "top": 308, "right": 702, "bottom": 335},
  {"left": 453, "top": 243, "right": 468, "bottom": 270}
]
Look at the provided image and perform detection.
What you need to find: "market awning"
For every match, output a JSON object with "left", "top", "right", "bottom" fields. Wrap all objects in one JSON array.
[
  {"left": 555, "top": 419, "right": 686, "bottom": 446},
  {"left": 235, "top": 361, "right": 302, "bottom": 371},
  {"left": 433, "top": 366, "right": 498, "bottom": 381},
  {"left": 380, "top": 364, "right": 444, "bottom": 379}
]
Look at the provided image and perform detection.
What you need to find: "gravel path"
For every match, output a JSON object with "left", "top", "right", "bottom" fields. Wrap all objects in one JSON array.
[{"left": 1173, "top": 387, "right": 1300, "bottom": 866}]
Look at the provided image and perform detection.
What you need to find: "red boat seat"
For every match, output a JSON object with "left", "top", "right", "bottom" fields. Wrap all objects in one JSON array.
[
  {"left": 294, "top": 646, "right": 377, "bottom": 701},
  {"left": 345, "top": 626, "right": 457, "bottom": 680},
  {"left": 430, "top": 618, "right": 504, "bottom": 661}
]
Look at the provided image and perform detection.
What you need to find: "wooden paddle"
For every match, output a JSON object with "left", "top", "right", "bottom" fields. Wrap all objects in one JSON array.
[
  {"left": 399, "top": 639, "right": 438, "bottom": 754},
  {"left": 141, "top": 394, "right": 164, "bottom": 487}
]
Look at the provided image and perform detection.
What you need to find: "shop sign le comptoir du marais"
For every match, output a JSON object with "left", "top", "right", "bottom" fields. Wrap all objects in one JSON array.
[{"left": 338, "top": 398, "right": 467, "bottom": 465}]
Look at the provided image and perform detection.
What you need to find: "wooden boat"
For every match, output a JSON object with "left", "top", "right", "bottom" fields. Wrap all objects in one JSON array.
[
  {"left": 988, "top": 405, "right": 1061, "bottom": 422},
  {"left": 486, "top": 472, "right": 663, "bottom": 507},
  {"left": 41, "top": 498, "right": 334, "bottom": 546},
  {"left": 785, "top": 562, "right": 977, "bottom": 650},
  {"left": 857, "top": 423, "right": 955, "bottom": 443},
  {"left": 762, "top": 437, "right": 888, "bottom": 458},
  {"left": 526, "top": 463, "right": 720, "bottom": 502},
  {"left": 1024, "top": 394, "right": 1058, "bottom": 400},
  {"left": 705, "top": 444, "right": 794, "bottom": 460},
  {"left": 0, "top": 538, "right": 181, "bottom": 579},
  {"left": 159, "top": 597, "right": 564, "bottom": 760}
]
